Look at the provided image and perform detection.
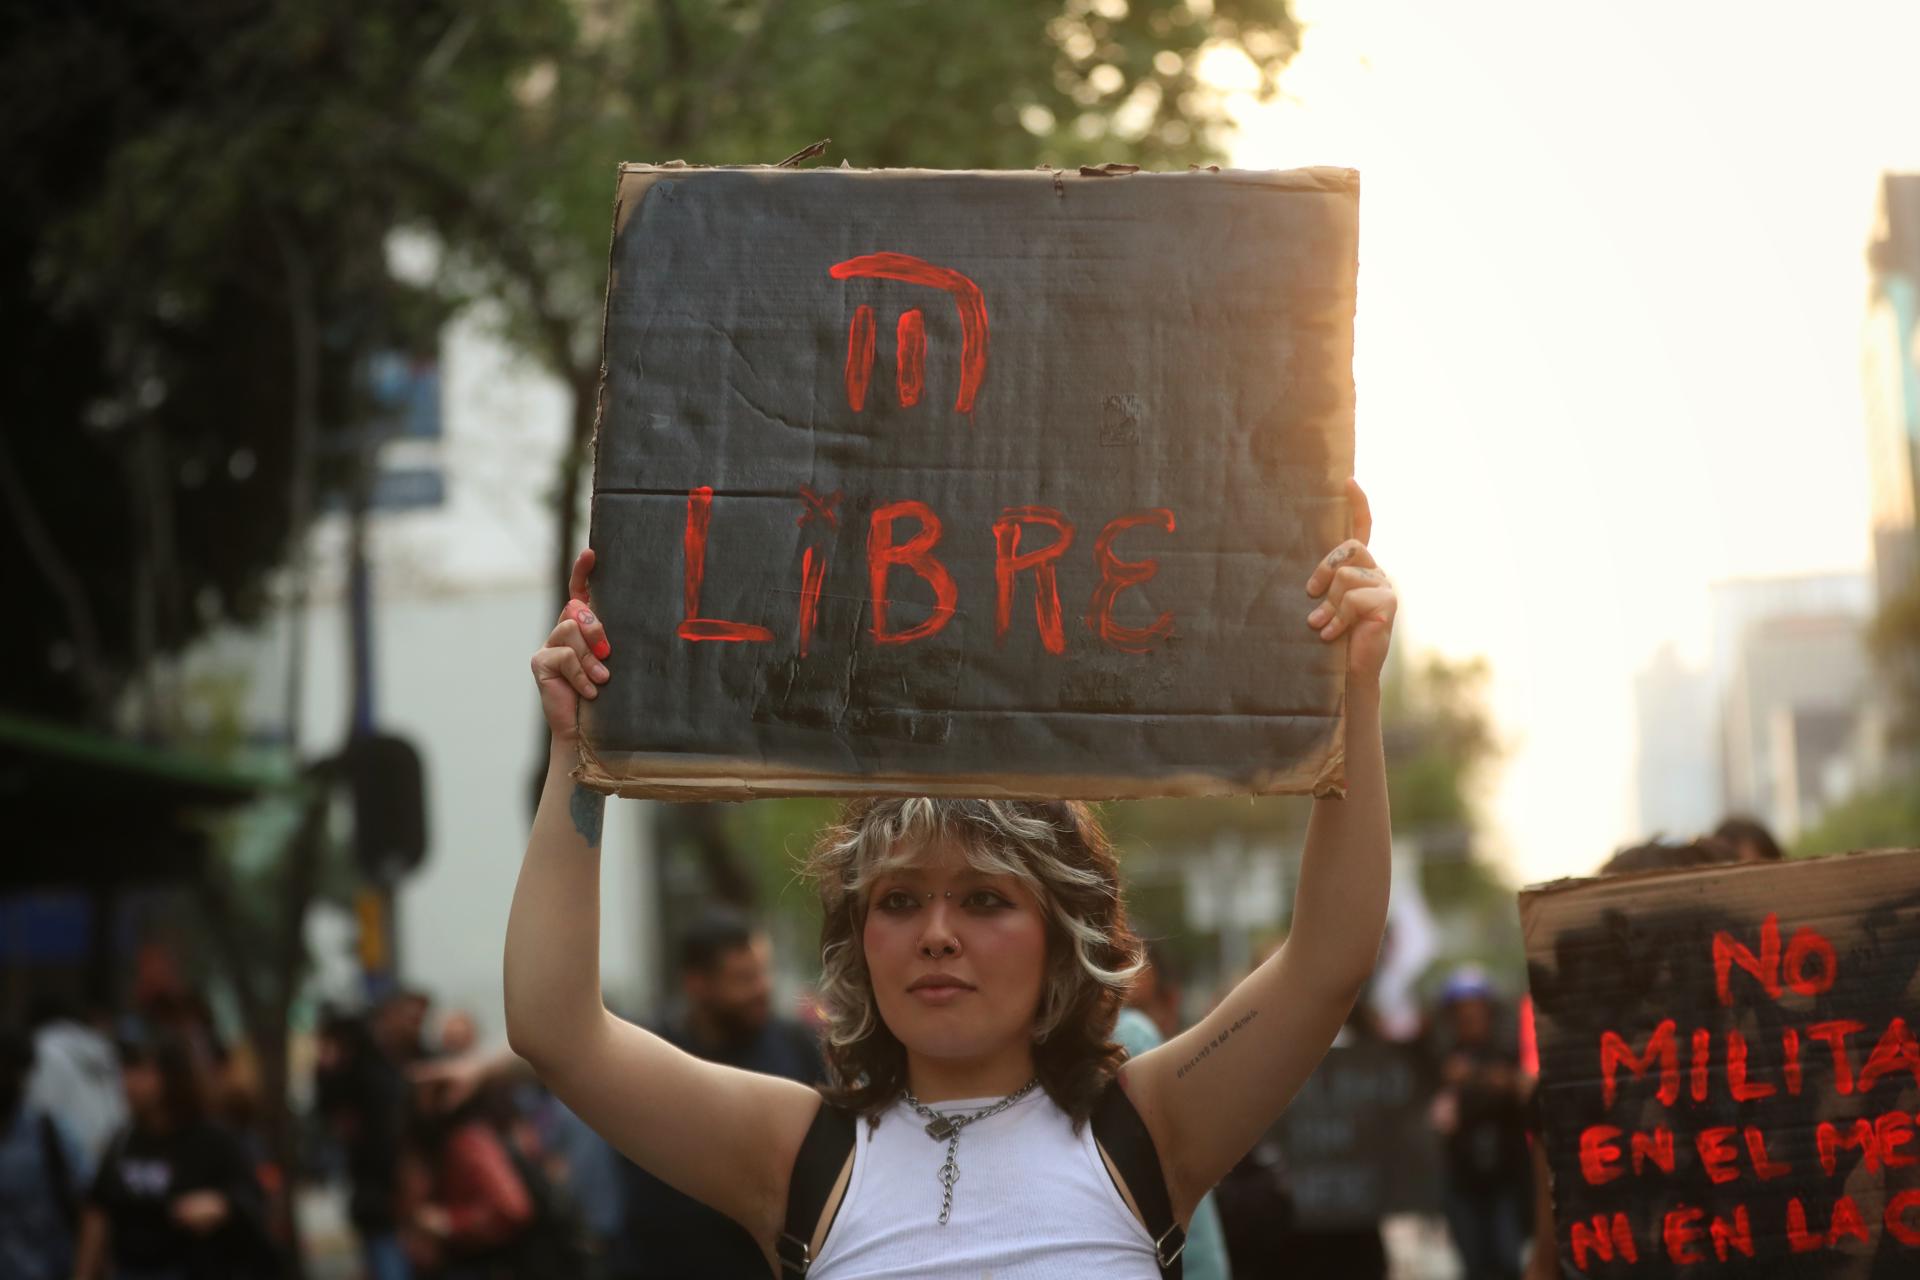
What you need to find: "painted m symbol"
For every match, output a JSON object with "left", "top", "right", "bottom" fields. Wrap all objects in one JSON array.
[{"left": 830, "top": 253, "right": 989, "bottom": 414}]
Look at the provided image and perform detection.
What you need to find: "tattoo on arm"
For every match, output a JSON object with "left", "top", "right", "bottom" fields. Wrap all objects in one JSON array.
[
  {"left": 1174, "top": 1009, "right": 1260, "bottom": 1081},
  {"left": 569, "top": 784, "right": 605, "bottom": 848}
]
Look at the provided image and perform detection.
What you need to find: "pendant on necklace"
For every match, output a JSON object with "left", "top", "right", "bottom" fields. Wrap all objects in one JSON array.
[{"left": 924, "top": 1115, "right": 956, "bottom": 1141}]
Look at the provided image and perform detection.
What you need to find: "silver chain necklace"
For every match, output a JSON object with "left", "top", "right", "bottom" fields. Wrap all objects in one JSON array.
[{"left": 901, "top": 1078, "right": 1041, "bottom": 1226}]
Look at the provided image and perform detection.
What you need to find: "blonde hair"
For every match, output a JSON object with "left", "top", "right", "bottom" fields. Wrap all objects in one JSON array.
[{"left": 802, "top": 798, "right": 1143, "bottom": 1123}]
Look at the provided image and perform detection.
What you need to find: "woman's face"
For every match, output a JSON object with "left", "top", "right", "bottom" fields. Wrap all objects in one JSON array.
[
  {"left": 121, "top": 1059, "right": 162, "bottom": 1116},
  {"left": 862, "top": 837, "right": 1049, "bottom": 1068}
]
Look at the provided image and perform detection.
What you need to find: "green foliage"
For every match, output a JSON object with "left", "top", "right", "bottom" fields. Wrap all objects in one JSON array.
[
  {"left": 1382, "top": 652, "right": 1499, "bottom": 835},
  {"left": 1792, "top": 777, "right": 1920, "bottom": 857}
]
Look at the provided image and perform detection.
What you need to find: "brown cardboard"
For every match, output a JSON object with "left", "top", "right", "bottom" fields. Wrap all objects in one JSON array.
[
  {"left": 580, "top": 163, "right": 1359, "bottom": 800},
  {"left": 1522, "top": 848, "right": 1920, "bottom": 1276}
]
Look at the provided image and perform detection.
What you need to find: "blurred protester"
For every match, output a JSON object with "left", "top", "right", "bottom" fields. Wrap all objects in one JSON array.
[
  {"left": 1430, "top": 966, "right": 1529, "bottom": 1280},
  {"left": 1714, "top": 815, "right": 1785, "bottom": 864},
  {"left": 536, "top": 1097, "right": 623, "bottom": 1272},
  {"left": 398, "top": 1079, "right": 534, "bottom": 1280},
  {"left": 1, "top": 1024, "right": 88, "bottom": 1280},
  {"left": 1520, "top": 836, "right": 1741, "bottom": 1280},
  {"left": 612, "top": 909, "right": 825, "bottom": 1280},
  {"left": 1115, "top": 940, "right": 1230, "bottom": 1280},
  {"left": 25, "top": 998, "right": 126, "bottom": 1168},
  {"left": 1126, "top": 937, "right": 1187, "bottom": 1041},
  {"left": 315, "top": 996, "right": 426, "bottom": 1280},
  {"left": 435, "top": 1012, "right": 479, "bottom": 1060},
  {"left": 1284, "top": 1005, "right": 1392, "bottom": 1280},
  {"left": 72, "top": 1024, "right": 278, "bottom": 1280}
]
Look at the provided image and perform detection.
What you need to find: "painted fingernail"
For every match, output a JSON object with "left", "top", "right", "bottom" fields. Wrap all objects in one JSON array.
[{"left": 590, "top": 638, "right": 611, "bottom": 660}]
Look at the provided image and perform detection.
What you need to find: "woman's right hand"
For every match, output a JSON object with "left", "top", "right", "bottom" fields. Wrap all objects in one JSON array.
[{"left": 531, "top": 548, "right": 613, "bottom": 745}]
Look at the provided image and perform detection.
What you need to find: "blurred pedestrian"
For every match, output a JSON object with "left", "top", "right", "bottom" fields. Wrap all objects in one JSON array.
[
  {"left": 1, "top": 1024, "right": 88, "bottom": 1280},
  {"left": 398, "top": 1079, "right": 534, "bottom": 1280},
  {"left": 613, "top": 910, "right": 826, "bottom": 1279},
  {"left": 435, "top": 1012, "right": 479, "bottom": 1060},
  {"left": 25, "top": 998, "right": 126, "bottom": 1168},
  {"left": 314, "top": 997, "right": 425, "bottom": 1280},
  {"left": 1431, "top": 967, "right": 1529, "bottom": 1280},
  {"left": 71, "top": 1024, "right": 278, "bottom": 1280}
]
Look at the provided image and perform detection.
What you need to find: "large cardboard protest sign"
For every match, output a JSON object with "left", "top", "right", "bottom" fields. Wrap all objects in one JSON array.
[
  {"left": 1523, "top": 849, "right": 1920, "bottom": 1277},
  {"left": 1279, "top": 1038, "right": 1443, "bottom": 1227},
  {"left": 577, "top": 164, "right": 1357, "bottom": 800}
]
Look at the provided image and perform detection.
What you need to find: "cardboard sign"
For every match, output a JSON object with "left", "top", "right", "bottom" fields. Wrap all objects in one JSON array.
[
  {"left": 578, "top": 164, "right": 1358, "bottom": 800},
  {"left": 1522, "top": 849, "right": 1920, "bottom": 1277},
  {"left": 1280, "top": 1038, "right": 1443, "bottom": 1227}
]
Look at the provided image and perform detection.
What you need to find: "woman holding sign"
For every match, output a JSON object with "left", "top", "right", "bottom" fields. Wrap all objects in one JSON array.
[{"left": 505, "top": 479, "right": 1396, "bottom": 1277}]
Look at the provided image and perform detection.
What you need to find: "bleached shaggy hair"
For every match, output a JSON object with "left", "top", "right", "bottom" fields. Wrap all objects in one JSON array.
[{"left": 802, "top": 798, "right": 1144, "bottom": 1124}]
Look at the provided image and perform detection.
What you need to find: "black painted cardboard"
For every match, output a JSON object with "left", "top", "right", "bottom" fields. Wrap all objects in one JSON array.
[
  {"left": 578, "top": 163, "right": 1358, "bottom": 800},
  {"left": 1523, "top": 848, "right": 1920, "bottom": 1277}
]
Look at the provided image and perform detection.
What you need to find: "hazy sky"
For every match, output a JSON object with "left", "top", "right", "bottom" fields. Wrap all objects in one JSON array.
[{"left": 1217, "top": 0, "right": 1920, "bottom": 882}]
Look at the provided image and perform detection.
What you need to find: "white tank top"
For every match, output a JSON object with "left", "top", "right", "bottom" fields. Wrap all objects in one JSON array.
[{"left": 808, "top": 1086, "right": 1162, "bottom": 1279}]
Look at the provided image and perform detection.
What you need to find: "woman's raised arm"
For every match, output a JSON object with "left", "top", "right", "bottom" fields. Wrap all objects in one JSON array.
[
  {"left": 502, "top": 549, "right": 821, "bottom": 1260},
  {"left": 1120, "top": 480, "right": 1396, "bottom": 1222}
]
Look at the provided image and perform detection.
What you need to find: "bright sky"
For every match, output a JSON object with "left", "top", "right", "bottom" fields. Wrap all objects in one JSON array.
[{"left": 1217, "top": 0, "right": 1920, "bottom": 883}]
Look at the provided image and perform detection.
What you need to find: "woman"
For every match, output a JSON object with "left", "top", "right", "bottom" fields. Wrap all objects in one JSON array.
[
  {"left": 396, "top": 1078, "right": 535, "bottom": 1280},
  {"left": 506, "top": 480, "right": 1396, "bottom": 1276},
  {"left": 71, "top": 1027, "right": 275, "bottom": 1280}
]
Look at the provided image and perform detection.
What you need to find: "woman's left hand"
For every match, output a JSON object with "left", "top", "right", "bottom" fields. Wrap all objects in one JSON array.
[{"left": 1305, "top": 478, "right": 1397, "bottom": 685}]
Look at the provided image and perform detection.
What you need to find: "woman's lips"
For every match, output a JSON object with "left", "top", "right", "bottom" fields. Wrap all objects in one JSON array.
[{"left": 908, "top": 976, "right": 975, "bottom": 1006}]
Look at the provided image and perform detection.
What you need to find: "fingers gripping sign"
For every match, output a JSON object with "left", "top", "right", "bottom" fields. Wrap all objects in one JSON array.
[
  {"left": 1304, "top": 478, "right": 1397, "bottom": 684},
  {"left": 533, "top": 548, "right": 614, "bottom": 744}
]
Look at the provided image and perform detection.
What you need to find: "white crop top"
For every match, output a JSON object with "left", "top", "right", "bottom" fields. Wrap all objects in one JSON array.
[{"left": 808, "top": 1087, "right": 1162, "bottom": 1279}]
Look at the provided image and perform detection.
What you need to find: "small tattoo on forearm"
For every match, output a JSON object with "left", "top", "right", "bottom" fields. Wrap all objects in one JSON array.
[
  {"left": 1175, "top": 1009, "right": 1260, "bottom": 1080},
  {"left": 569, "top": 784, "right": 605, "bottom": 848}
]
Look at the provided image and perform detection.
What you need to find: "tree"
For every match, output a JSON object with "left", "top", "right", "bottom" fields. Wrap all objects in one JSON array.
[{"left": 393, "top": 0, "right": 1303, "bottom": 908}]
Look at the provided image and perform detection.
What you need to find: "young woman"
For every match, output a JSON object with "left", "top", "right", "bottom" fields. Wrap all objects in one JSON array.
[
  {"left": 71, "top": 1028, "right": 275, "bottom": 1280},
  {"left": 506, "top": 480, "right": 1396, "bottom": 1276}
]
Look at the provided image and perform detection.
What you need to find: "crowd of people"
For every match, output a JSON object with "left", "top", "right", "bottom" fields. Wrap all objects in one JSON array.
[{"left": 0, "top": 811, "right": 1785, "bottom": 1280}]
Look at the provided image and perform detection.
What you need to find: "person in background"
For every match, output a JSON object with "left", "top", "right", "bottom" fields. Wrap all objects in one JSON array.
[
  {"left": 398, "top": 1079, "right": 534, "bottom": 1280},
  {"left": 1, "top": 1025, "right": 88, "bottom": 1280},
  {"left": 1714, "top": 815, "right": 1785, "bottom": 864},
  {"left": 315, "top": 997, "right": 425, "bottom": 1280},
  {"left": 25, "top": 999, "right": 126, "bottom": 1169},
  {"left": 435, "top": 1012, "right": 479, "bottom": 1060},
  {"left": 72, "top": 1025, "right": 276, "bottom": 1280},
  {"left": 1114, "top": 940, "right": 1231, "bottom": 1280},
  {"left": 1126, "top": 937, "right": 1188, "bottom": 1042},
  {"left": 1430, "top": 967, "right": 1529, "bottom": 1280},
  {"left": 612, "top": 909, "right": 826, "bottom": 1279}
]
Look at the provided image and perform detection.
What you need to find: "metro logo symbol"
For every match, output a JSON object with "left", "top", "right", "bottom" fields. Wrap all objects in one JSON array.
[{"left": 830, "top": 253, "right": 990, "bottom": 413}]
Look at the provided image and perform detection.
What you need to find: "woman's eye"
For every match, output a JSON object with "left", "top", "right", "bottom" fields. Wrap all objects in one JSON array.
[
  {"left": 878, "top": 890, "right": 919, "bottom": 913},
  {"left": 963, "top": 890, "right": 1010, "bottom": 911}
]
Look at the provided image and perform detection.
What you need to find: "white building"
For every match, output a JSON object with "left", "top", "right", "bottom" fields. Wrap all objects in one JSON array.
[{"left": 1631, "top": 574, "right": 1876, "bottom": 844}]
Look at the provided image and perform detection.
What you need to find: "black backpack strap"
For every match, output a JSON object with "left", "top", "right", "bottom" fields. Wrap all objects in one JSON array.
[
  {"left": 1092, "top": 1077, "right": 1185, "bottom": 1279},
  {"left": 777, "top": 1097, "right": 856, "bottom": 1275}
]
